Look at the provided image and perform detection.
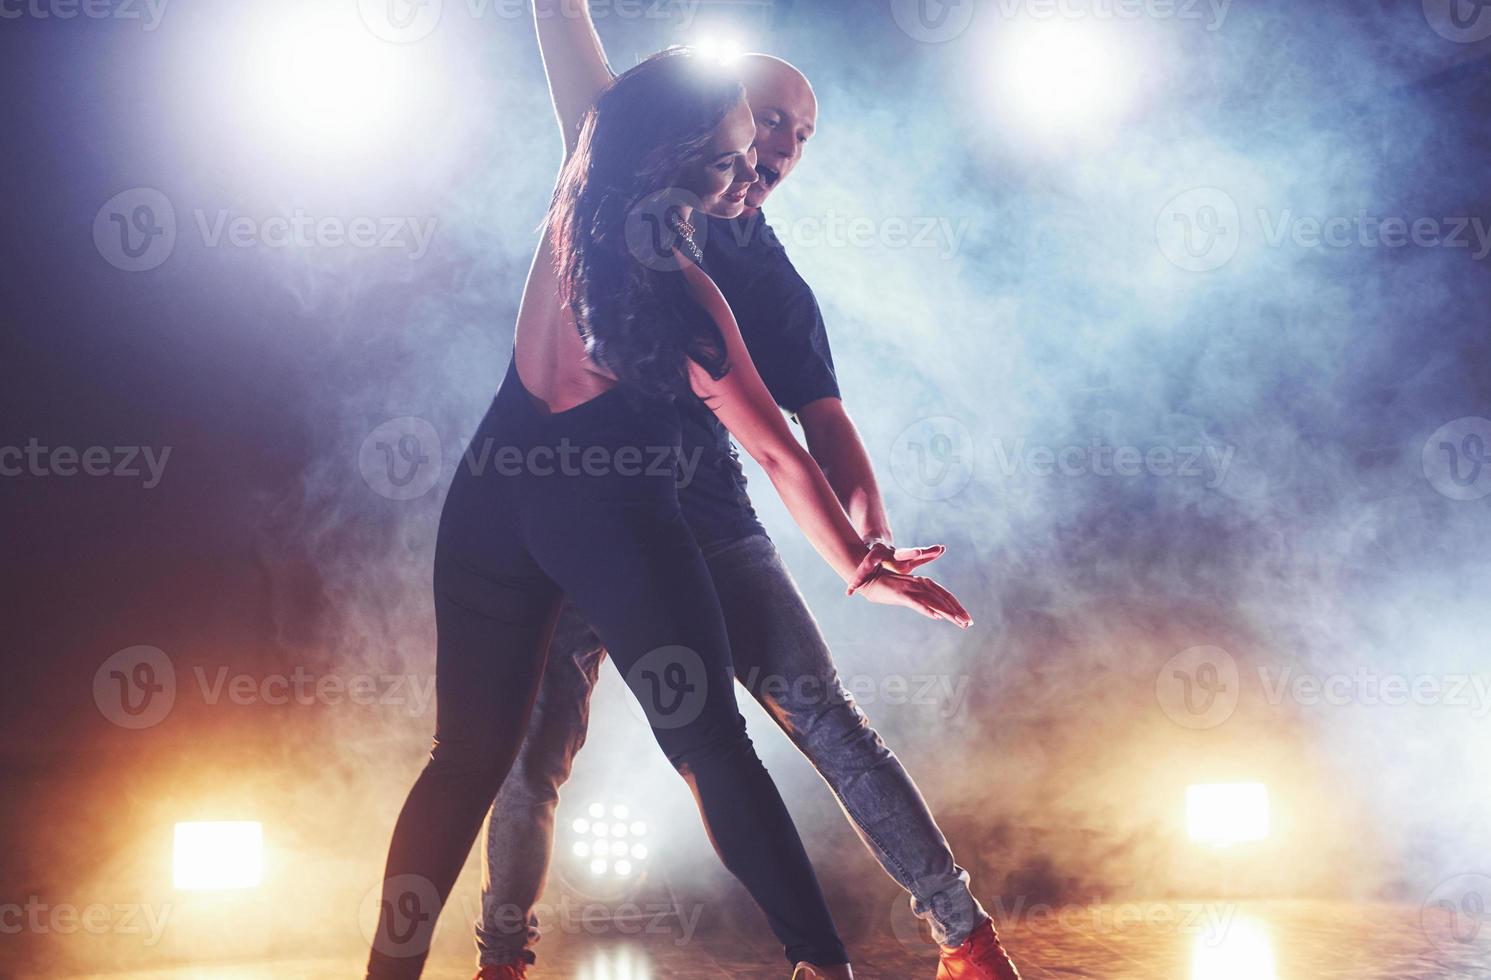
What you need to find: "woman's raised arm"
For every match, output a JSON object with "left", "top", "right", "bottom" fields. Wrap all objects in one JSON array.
[{"left": 533, "top": 0, "right": 616, "bottom": 157}]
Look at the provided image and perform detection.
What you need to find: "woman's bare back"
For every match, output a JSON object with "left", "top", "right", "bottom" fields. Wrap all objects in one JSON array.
[
  {"left": 511, "top": 231, "right": 619, "bottom": 413},
  {"left": 512, "top": 227, "right": 728, "bottom": 414}
]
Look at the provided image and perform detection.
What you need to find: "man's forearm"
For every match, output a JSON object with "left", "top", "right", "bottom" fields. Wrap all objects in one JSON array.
[{"left": 799, "top": 398, "right": 893, "bottom": 543}]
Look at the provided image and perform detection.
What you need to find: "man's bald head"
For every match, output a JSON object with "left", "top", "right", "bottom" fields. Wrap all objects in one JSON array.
[
  {"left": 736, "top": 54, "right": 818, "bottom": 210},
  {"left": 737, "top": 53, "right": 815, "bottom": 102}
]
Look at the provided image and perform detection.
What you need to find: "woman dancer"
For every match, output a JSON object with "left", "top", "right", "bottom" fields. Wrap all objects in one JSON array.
[{"left": 365, "top": 22, "right": 971, "bottom": 980}]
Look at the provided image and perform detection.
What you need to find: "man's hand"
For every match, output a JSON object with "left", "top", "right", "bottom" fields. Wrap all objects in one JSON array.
[{"left": 861, "top": 536, "right": 945, "bottom": 574}]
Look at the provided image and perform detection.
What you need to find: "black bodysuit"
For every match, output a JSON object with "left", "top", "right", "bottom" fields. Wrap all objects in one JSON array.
[{"left": 366, "top": 352, "right": 847, "bottom": 977}]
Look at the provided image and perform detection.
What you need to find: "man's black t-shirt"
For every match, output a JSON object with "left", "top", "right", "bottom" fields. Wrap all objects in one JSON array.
[{"left": 676, "top": 211, "right": 841, "bottom": 546}]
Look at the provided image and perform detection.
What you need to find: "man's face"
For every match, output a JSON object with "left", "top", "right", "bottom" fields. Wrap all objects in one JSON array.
[{"left": 740, "top": 59, "right": 817, "bottom": 210}]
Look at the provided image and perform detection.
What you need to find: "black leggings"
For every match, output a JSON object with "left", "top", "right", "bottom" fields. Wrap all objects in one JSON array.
[{"left": 366, "top": 355, "right": 847, "bottom": 977}]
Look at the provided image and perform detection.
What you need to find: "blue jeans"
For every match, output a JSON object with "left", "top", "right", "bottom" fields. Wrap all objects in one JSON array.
[{"left": 475, "top": 532, "right": 986, "bottom": 966}]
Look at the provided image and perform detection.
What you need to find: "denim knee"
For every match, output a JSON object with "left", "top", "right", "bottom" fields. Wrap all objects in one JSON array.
[
  {"left": 796, "top": 694, "right": 894, "bottom": 764},
  {"left": 499, "top": 752, "right": 570, "bottom": 809}
]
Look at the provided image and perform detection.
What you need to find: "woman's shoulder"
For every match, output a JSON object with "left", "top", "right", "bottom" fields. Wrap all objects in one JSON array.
[{"left": 678, "top": 260, "right": 738, "bottom": 333}]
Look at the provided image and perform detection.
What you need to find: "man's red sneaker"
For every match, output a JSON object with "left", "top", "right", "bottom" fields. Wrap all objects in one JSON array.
[
  {"left": 473, "top": 960, "right": 527, "bottom": 980},
  {"left": 936, "top": 916, "right": 1022, "bottom": 980}
]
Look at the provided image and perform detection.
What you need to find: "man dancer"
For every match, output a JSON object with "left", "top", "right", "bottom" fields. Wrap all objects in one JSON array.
[{"left": 474, "top": 23, "right": 1021, "bottom": 980}]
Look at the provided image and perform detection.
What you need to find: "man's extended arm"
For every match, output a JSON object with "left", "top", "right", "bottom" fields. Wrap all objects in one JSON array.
[{"left": 797, "top": 396, "right": 894, "bottom": 546}]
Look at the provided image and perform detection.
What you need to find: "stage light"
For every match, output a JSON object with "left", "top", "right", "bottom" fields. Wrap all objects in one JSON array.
[
  {"left": 172, "top": 821, "right": 263, "bottom": 890},
  {"left": 1190, "top": 916, "right": 1276, "bottom": 979},
  {"left": 578, "top": 948, "right": 653, "bottom": 980},
  {"left": 690, "top": 34, "right": 744, "bottom": 66},
  {"left": 566, "top": 801, "right": 654, "bottom": 884},
  {"left": 991, "top": 18, "right": 1137, "bottom": 139},
  {"left": 1187, "top": 783, "right": 1270, "bottom": 846},
  {"left": 238, "top": 2, "right": 416, "bottom": 153}
]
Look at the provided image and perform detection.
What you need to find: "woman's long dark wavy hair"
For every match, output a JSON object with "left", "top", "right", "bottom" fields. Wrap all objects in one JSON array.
[{"left": 548, "top": 47, "right": 743, "bottom": 401}]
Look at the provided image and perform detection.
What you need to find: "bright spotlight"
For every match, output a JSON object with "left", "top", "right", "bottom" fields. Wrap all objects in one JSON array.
[
  {"left": 172, "top": 821, "right": 263, "bottom": 890},
  {"left": 993, "top": 19, "right": 1137, "bottom": 138},
  {"left": 1187, "top": 783, "right": 1270, "bottom": 846},
  {"left": 567, "top": 802, "right": 653, "bottom": 886},
  {"left": 1190, "top": 916, "right": 1276, "bottom": 979},
  {"left": 691, "top": 34, "right": 744, "bottom": 65},
  {"left": 239, "top": 3, "right": 416, "bottom": 152}
]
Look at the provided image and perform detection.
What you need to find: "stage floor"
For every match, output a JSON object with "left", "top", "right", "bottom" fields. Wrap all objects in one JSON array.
[{"left": 66, "top": 899, "right": 1491, "bottom": 979}]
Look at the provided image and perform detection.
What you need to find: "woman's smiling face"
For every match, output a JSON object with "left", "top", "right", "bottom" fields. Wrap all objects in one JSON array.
[{"left": 677, "top": 96, "right": 759, "bottom": 218}]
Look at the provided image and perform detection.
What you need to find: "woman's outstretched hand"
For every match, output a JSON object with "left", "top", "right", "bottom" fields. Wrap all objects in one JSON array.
[{"left": 854, "top": 569, "right": 973, "bottom": 629}]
